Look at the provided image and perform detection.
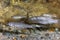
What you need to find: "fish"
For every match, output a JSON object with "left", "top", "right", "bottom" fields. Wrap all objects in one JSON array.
[
  {"left": 7, "top": 22, "right": 41, "bottom": 29},
  {"left": 42, "top": 14, "right": 57, "bottom": 18},
  {"left": 29, "top": 16, "right": 58, "bottom": 24},
  {"left": 11, "top": 15, "right": 26, "bottom": 20}
]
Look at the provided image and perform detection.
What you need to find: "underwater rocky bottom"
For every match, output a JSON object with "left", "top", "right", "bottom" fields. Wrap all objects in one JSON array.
[{"left": 0, "top": 28, "right": 60, "bottom": 40}]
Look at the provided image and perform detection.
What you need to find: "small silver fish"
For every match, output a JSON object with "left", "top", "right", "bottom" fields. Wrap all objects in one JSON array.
[
  {"left": 11, "top": 15, "right": 26, "bottom": 20},
  {"left": 7, "top": 22, "right": 41, "bottom": 29},
  {"left": 29, "top": 16, "right": 58, "bottom": 24},
  {"left": 43, "top": 14, "right": 57, "bottom": 18}
]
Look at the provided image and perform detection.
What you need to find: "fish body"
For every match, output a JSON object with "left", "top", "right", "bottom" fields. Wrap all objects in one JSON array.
[
  {"left": 43, "top": 14, "right": 57, "bottom": 18},
  {"left": 11, "top": 15, "right": 26, "bottom": 20},
  {"left": 29, "top": 16, "right": 58, "bottom": 24},
  {"left": 7, "top": 22, "right": 41, "bottom": 29}
]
